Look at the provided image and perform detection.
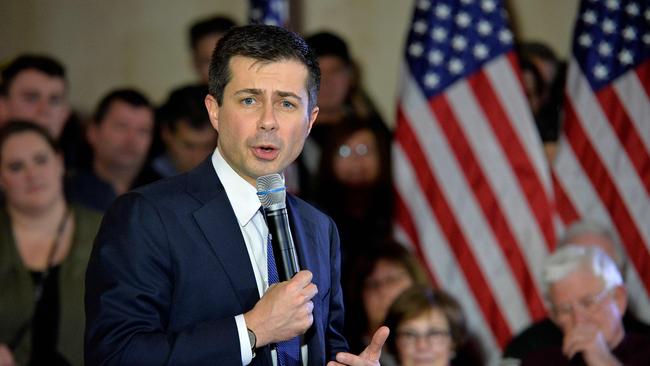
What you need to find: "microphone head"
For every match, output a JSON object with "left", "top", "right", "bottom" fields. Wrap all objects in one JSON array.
[{"left": 256, "top": 173, "right": 286, "bottom": 210}]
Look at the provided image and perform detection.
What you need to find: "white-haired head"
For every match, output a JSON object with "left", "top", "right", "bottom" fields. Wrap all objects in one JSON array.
[
  {"left": 543, "top": 245, "right": 623, "bottom": 296},
  {"left": 559, "top": 220, "right": 626, "bottom": 272}
]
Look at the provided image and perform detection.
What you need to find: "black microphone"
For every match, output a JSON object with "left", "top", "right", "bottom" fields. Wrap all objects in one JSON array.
[{"left": 256, "top": 174, "right": 300, "bottom": 282}]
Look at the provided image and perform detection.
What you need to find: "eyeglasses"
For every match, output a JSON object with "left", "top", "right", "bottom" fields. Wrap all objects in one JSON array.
[
  {"left": 551, "top": 287, "right": 613, "bottom": 318},
  {"left": 338, "top": 143, "right": 370, "bottom": 158},
  {"left": 397, "top": 328, "right": 451, "bottom": 345}
]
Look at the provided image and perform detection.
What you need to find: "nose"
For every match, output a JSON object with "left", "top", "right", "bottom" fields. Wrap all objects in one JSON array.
[{"left": 258, "top": 103, "right": 278, "bottom": 131}]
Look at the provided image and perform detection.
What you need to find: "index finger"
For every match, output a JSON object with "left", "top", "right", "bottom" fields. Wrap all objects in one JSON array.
[
  {"left": 290, "top": 270, "right": 313, "bottom": 286},
  {"left": 363, "top": 326, "right": 390, "bottom": 360}
]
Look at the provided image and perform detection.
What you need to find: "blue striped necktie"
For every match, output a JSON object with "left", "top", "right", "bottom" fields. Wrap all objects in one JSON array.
[{"left": 267, "top": 233, "right": 301, "bottom": 366}]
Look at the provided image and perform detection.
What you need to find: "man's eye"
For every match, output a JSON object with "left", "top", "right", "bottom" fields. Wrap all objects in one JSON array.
[
  {"left": 242, "top": 97, "right": 256, "bottom": 106},
  {"left": 281, "top": 100, "right": 295, "bottom": 109}
]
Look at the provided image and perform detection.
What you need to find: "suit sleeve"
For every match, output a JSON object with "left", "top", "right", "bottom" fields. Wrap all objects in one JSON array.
[
  {"left": 325, "top": 216, "right": 350, "bottom": 360},
  {"left": 84, "top": 192, "right": 242, "bottom": 366}
]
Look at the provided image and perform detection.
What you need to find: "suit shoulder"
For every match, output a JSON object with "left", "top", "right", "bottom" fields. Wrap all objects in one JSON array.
[{"left": 288, "top": 194, "right": 335, "bottom": 226}]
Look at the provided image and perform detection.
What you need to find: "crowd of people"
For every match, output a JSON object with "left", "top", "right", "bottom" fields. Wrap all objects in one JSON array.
[{"left": 0, "top": 13, "right": 647, "bottom": 366}]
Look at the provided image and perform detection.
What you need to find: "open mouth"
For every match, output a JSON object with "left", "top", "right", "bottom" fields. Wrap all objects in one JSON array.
[{"left": 252, "top": 145, "right": 279, "bottom": 160}]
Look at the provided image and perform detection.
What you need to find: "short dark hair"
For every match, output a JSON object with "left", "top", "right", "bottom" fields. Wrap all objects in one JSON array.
[
  {"left": 0, "top": 54, "right": 66, "bottom": 95},
  {"left": 92, "top": 88, "right": 152, "bottom": 125},
  {"left": 305, "top": 31, "right": 352, "bottom": 64},
  {"left": 208, "top": 24, "right": 320, "bottom": 111},
  {"left": 157, "top": 85, "right": 210, "bottom": 132},
  {"left": 189, "top": 15, "right": 237, "bottom": 50},
  {"left": 384, "top": 286, "right": 468, "bottom": 356},
  {"left": 0, "top": 120, "right": 60, "bottom": 163}
]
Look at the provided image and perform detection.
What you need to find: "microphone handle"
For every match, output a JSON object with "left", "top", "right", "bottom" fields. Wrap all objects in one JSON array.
[{"left": 265, "top": 208, "right": 300, "bottom": 281}]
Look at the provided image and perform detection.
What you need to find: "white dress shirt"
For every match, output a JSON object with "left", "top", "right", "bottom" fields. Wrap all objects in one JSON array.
[{"left": 211, "top": 148, "right": 307, "bottom": 365}]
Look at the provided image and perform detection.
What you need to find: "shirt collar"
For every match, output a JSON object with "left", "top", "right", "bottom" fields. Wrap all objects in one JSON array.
[{"left": 211, "top": 147, "right": 260, "bottom": 227}]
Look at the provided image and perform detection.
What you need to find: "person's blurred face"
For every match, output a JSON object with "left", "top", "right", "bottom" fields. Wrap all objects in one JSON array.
[
  {"left": 317, "top": 55, "right": 352, "bottom": 112},
  {"left": 0, "top": 69, "right": 70, "bottom": 138},
  {"left": 396, "top": 309, "right": 455, "bottom": 366},
  {"left": 333, "top": 128, "right": 380, "bottom": 186},
  {"left": 0, "top": 131, "right": 64, "bottom": 213},
  {"left": 193, "top": 33, "right": 224, "bottom": 84},
  {"left": 362, "top": 259, "right": 414, "bottom": 330},
  {"left": 162, "top": 120, "right": 217, "bottom": 173},
  {"left": 205, "top": 56, "right": 318, "bottom": 186},
  {"left": 88, "top": 100, "right": 153, "bottom": 173},
  {"left": 522, "top": 69, "right": 542, "bottom": 114},
  {"left": 549, "top": 267, "right": 627, "bottom": 349}
]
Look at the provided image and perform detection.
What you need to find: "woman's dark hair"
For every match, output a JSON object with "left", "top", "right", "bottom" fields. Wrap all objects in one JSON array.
[
  {"left": 384, "top": 285, "right": 468, "bottom": 357},
  {"left": 0, "top": 120, "right": 60, "bottom": 162}
]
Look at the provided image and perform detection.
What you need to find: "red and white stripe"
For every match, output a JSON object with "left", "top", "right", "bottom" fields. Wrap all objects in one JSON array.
[
  {"left": 393, "top": 51, "right": 556, "bottom": 363},
  {"left": 553, "top": 58, "right": 650, "bottom": 323}
]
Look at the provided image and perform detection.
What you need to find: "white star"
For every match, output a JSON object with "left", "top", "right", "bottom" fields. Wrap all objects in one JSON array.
[
  {"left": 417, "top": 0, "right": 431, "bottom": 11},
  {"left": 449, "top": 58, "right": 465, "bottom": 74},
  {"left": 461, "top": 0, "right": 474, "bottom": 4},
  {"left": 623, "top": 26, "right": 637, "bottom": 41},
  {"left": 499, "top": 29, "right": 513, "bottom": 44},
  {"left": 606, "top": 0, "right": 619, "bottom": 11},
  {"left": 602, "top": 18, "right": 616, "bottom": 34},
  {"left": 578, "top": 33, "right": 593, "bottom": 47},
  {"left": 644, "top": 33, "right": 650, "bottom": 45},
  {"left": 271, "top": 0, "right": 284, "bottom": 13},
  {"left": 431, "top": 27, "right": 448, "bottom": 42},
  {"left": 593, "top": 63, "right": 609, "bottom": 80},
  {"left": 598, "top": 41, "right": 612, "bottom": 57},
  {"left": 582, "top": 10, "right": 597, "bottom": 25},
  {"left": 413, "top": 20, "right": 429, "bottom": 34},
  {"left": 456, "top": 12, "right": 472, "bottom": 28},
  {"left": 618, "top": 49, "right": 634, "bottom": 65},
  {"left": 424, "top": 72, "right": 440, "bottom": 88},
  {"left": 435, "top": 4, "right": 451, "bottom": 19},
  {"left": 452, "top": 35, "right": 468, "bottom": 51},
  {"left": 482, "top": 0, "right": 496, "bottom": 13},
  {"left": 645, "top": 9, "right": 650, "bottom": 21},
  {"left": 409, "top": 42, "right": 424, "bottom": 57},
  {"left": 477, "top": 20, "right": 493, "bottom": 36},
  {"left": 474, "top": 43, "right": 489, "bottom": 59},
  {"left": 428, "top": 50, "right": 444, "bottom": 65},
  {"left": 626, "top": 3, "right": 639, "bottom": 16}
]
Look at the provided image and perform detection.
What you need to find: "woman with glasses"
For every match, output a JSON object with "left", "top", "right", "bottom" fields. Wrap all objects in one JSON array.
[
  {"left": 0, "top": 121, "right": 102, "bottom": 365},
  {"left": 384, "top": 285, "right": 483, "bottom": 366}
]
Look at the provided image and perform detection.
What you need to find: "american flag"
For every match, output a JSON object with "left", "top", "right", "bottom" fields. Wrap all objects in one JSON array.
[
  {"left": 553, "top": 0, "right": 650, "bottom": 323},
  {"left": 249, "top": 0, "right": 289, "bottom": 27},
  {"left": 392, "top": 0, "right": 556, "bottom": 361}
]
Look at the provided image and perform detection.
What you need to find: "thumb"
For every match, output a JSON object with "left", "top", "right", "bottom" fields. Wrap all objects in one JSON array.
[{"left": 360, "top": 326, "right": 390, "bottom": 361}]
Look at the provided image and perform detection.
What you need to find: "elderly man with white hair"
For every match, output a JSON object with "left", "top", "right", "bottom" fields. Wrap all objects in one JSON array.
[{"left": 520, "top": 245, "right": 650, "bottom": 365}]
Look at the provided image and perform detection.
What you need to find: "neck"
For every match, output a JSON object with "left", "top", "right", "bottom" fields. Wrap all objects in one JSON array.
[
  {"left": 94, "top": 159, "right": 139, "bottom": 194},
  {"left": 8, "top": 197, "right": 67, "bottom": 231}
]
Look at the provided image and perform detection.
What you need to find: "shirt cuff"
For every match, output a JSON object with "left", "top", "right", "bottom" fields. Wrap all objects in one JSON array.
[{"left": 236, "top": 314, "right": 253, "bottom": 365}]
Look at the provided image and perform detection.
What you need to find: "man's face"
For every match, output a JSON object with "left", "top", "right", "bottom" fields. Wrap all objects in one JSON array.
[
  {"left": 205, "top": 56, "right": 318, "bottom": 186},
  {"left": 88, "top": 100, "right": 153, "bottom": 172},
  {"left": 162, "top": 120, "right": 217, "bottom": 173},
  {"left": 0, "top": 69, "right": 70, "bottom": 138},
  {"left": 193, "top": 33, "right": 224, "bottom": 84},
  {"left": 549, "top": 267, "right": 627, "bottom": 349}
]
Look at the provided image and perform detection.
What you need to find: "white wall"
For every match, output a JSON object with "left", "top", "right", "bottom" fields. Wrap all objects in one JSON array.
[{"left": 0, "top": 0, "right": 579, "bottom": 125}]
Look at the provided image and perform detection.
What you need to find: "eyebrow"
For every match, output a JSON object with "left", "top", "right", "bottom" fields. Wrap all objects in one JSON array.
[{"left": 234, "top": 88, "right": 302, "bottom": 101}]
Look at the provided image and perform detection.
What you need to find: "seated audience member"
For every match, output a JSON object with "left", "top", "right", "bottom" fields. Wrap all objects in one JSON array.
[
  {"left": 149, "top": 16, "right": 236, "bottom": 160},
  {"left": 298, "top": 31, "right": 390, "bottom": 194},
  {"left": 343, "top": 241, "right": 430, "bottom": 357},
  {"left": 0, "top": 55, "right": 70, "bottom": 138},
  {"left": 384, "top": 286, "right": 482, "bottom": 366},
  {"left": 311, "top": 120, "right": 393, "bottom": 261},
  {"left": 66, "top": 89, "right": 156, "bottom": 211},
  {"left": 0, "top": 121, "right": 102, "bottom": 366},
  {"left": 520, "top": 245, "right": 650, "bottom": 365},
  {"left": 152, "top": 86, "right": 216, "bottom": 178},
  {"left": 503, "top": 221, "right": 650, "bottom": 362}
]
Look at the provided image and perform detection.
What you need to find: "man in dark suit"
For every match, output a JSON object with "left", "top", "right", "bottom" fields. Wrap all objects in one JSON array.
[{"left": 85, "top": 24, "right": 388, "bottom": 366}]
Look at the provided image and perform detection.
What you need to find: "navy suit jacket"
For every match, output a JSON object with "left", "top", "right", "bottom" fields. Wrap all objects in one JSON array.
[{"left": 85, "top": 158, "right": 348, "bottom": 365}]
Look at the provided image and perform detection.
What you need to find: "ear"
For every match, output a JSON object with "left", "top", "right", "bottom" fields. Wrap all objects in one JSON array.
[
  {"left": 306, "top": 106, "right": 319, "bottom": 136},
  {"left": 205, "top": 94, "right": 220, "bottom": 132}
]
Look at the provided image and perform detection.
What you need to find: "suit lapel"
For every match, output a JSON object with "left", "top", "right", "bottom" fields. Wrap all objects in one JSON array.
[{"left": 188, "top": 159, "right": 260, "bottom": 311}]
